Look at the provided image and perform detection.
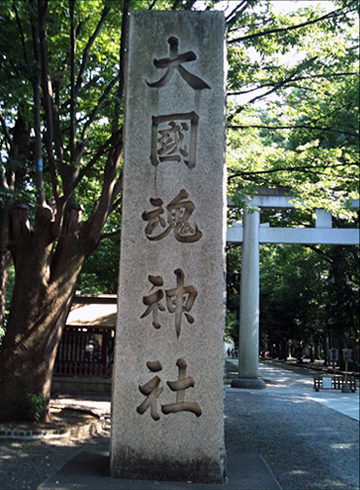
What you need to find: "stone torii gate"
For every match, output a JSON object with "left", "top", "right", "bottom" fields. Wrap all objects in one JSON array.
[{"left": 227, "top": 188, "right": 360, "bottom": 390}]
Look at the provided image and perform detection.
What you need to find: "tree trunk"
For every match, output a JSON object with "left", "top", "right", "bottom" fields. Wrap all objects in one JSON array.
[
  {"left": 0, "top": 253, "right": 11, "bottom": 327},
  {"left": 0, "top": 257, "right": 86, "bottom": 421},
  {"left": 321, "top": 334, "right": 330, "bottom": 367},
  {"left": 0, "top": 291, "right": 73, "bottom": 421},
  {"left": 309, "top": 345, "right": 314, "bottom": 363},
  {"left": 0, "top": 204, "right": 88, "bottom": 422},
  {"left": 0, "top": 203, "right": 9, "bottom": 326}
]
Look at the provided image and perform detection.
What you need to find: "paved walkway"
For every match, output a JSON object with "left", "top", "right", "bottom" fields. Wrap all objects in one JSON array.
[{"left": 257, "top": 359, "right": 359, "bottom": 421}]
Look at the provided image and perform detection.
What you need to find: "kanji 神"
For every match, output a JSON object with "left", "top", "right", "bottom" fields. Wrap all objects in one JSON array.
[
  {"left": 150, "top": 112, "right": 199, "bottom": 168},
  {"left": 142, "top": 189, "right": 202, "bottom": 243},
  {"left": 140, "top": 269, "right": 197, "bottom": 339},
  {"left": 165, "top": 269, "right": 198, "bottom": 339},
  {"left": 146, "top": 36, "right": 210, "bottom": 90}
]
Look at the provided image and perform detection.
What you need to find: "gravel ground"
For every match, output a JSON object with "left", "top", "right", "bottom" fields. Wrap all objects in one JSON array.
[
  {"left": 0, "top": 362, "right": 358, "bottom": 490},
  {"left": 0, "top": 426, "right": 111, "bottom": 490},
  {"left": 225, "top": 388, "right": 359, "bottom": 490}
]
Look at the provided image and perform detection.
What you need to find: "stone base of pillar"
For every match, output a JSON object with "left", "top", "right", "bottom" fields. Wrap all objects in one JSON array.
[{"left": 231, "top": 377, "right": 266, "bottom": 389}]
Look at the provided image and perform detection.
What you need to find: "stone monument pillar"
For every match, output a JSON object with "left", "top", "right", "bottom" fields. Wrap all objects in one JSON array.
[
  {"left": 231, "top": 210, "right": 266, "bottom": 389},
  {"left": 110, "top": 11, "right": 227, "bottom": 483}
]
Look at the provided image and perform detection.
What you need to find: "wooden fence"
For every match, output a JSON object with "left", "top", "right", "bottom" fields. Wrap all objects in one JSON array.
[{"left": 54, "top": 362, "right": 113, "bottom": 377}]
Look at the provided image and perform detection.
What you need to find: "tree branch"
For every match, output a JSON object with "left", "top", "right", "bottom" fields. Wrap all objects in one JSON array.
[
  {"left": 226, "top": 1, "right": 248, "bottom": 26},
  {"left": 30, "top": 19, "right": 45, "bottom": 206},
  {"left": 66, "top": 129, "right": 122, "bottom": 200},
  {"left": 309, "top": 104, "right": 353, "bottom": 124},
  {"left": 228, "top": 56, "right": 318, "bottom": 120},
  {"left": 74, "top": 6, "right": 110, "bottom": 100},
  {"left": 36, "top": 0, "right": 61, "bottom": 202},
  {"left": 184, "top": 0, "right": 197, "bottom": 10},
  {"left": 305, "top": 245, "right": 333, "bottom": 264},
  {"left": 228, "top": 162, "right": 356, "bottom": 180},
  {"left": 0, "top": 110, "right": 14, "bottom": 151},
  {"left": 82, "top": 141, "right": 123, "bottom": 247},
  {"left": 228, "top": 124, "right": 358, "bottom": 138},
  {"left": 69, "top": 0, "right": 76, "bottom": 163},
  {"left": 53, "top": 20, "right": 84, "bottom": 96},
  {"left": 13, "top": 1, "right": 29, "bottom": 68},
  {"left": 228, "top": 2, "right": 357, "bottom": 44},
  {"left": 110, "top": 170, "right": 123, "bottom": 212},
  {"left": 112, "top": 0, "right": 130, "bottom": 133},
  {"left": 228, "top": 72, "right": 359, "bottom": 96},
  {"left": 80, "top": 72, "right": 121, "bottom": 142},
  {"left": 148, "top": 0, "right": 158, "bottom": 9},
  {"left": 100, "top": 229, "right": 120, "bottom": 241},
  {"left": 110, "top": 195, "right": 122, "bottom": 214},
  {"left": 171, "top": 0, "right": 181, "bottom": 10}
]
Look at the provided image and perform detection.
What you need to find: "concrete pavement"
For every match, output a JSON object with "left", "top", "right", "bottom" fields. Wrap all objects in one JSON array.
[{"left": 256, "top": 359, "right": 359, "bottom": 421}]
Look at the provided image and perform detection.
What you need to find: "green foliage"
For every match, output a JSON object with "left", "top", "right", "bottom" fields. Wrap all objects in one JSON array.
[
  {"left": 227, "top": 0, "right": 359, "bottom": 219},
  {"left": 258, "top": 242, "right": 359, "bottom": 357},
  {"left": 77, "top": 233, "right": 120, "bottom": 294},
  {"left": 26, "top": 393, "right": 46, "bottom": 422},
  {"left": 225, "top": 310, "right": 239, "bottom": 347}
]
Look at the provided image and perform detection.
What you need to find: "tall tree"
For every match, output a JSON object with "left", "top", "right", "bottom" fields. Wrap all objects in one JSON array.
[{"left": 0, "top": 0, "right": 128, "bottom": 421}]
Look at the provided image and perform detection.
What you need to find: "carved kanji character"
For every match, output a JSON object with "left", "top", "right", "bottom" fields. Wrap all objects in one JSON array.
[
  {"left": 165, "top": 269, "right": 198, "bottom": 339},
  {"left": 157, "top": 121, "right": 188, "bottom": 163},
  {"left": 151, "top": 112, "right": 199, "bottom": 168},
  {"left": 137, "top": 360, "right": 164, "bottom": 421},
  {"left": 140, "top": 275, "right": 165, "bottom": 329},
  {"left": 142, "top": 189, "right": 202, "bottom": 243},
  {"left": 162, "top": 358, "right": 202, "bottom": 417},
  {"left": 146, "top": 36, "right": 210, "bottom": 90},
  {"left": 141, "top": 198, "right": 172, "bottom": 241}
]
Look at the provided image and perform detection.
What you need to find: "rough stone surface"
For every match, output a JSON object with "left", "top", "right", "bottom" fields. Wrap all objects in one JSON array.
[{"left": 111, "top": 11, "right": 226, "bottom": 483}]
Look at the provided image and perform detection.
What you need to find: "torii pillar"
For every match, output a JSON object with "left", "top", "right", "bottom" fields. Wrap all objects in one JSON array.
[{"left": 231, "top": 210, "right": 266, "bottom": 389}]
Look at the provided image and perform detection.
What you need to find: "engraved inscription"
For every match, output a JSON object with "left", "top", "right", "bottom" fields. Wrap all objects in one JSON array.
[
  {"left": 165, "top": 269, "right": 197, "bottom": 339},
  {"left": 162, "top": 358, "right": 202, "bottom": 417},
  {"left": 136, "top": 360, "right": 164, "bottom": 421},
  {"left": 140, "top": 269, "right": 198, "bottom": 339},
  {"left": 137, "top": 377, "right": 163, "bottom": 421},
  {"left": 142, "top": 189, "right": 202, "bottom": 243},
  {"left": 137, "top": 359, "right": 202, "bottom": 420},
  {"left": 151, "top": 112, "right": 199, "bottom": 168},
  {"left": 140, "top": 276, "right": 165, "bottom": 329},
  {"left": 146, "top": 36, "right": 210, "bottom": 90}
]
